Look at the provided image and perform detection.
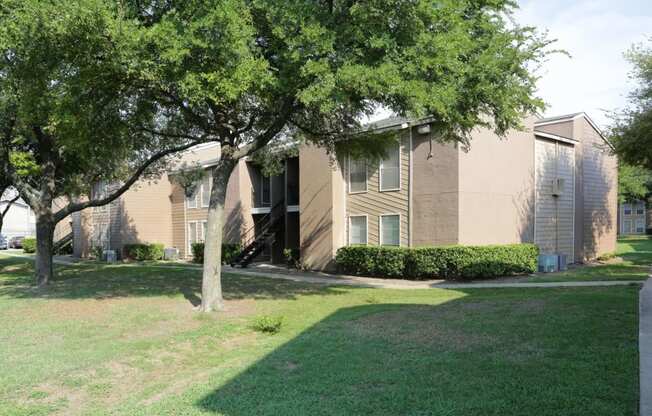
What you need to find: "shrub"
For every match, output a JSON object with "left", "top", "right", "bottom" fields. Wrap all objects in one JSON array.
[
  {"left": 22, "top": 238, "right": 36, "bottom": 253},
  {"left": 191, "top": 242, "right": 242, "bottom": 265},
  {"left": 335, "top": 244, "right": 539, "bottom": 280},
  {"left": 123, "top": 243, "right": 164, "bottom": 261},
  {"left": 251, "top": 315, "right": 283, "bottom": 334}
]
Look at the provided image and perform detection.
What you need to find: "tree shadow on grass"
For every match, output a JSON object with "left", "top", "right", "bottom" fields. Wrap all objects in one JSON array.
[
  {"left": 194, "top": 288, "right": 639, "bottom": 416},
  {"left": 0, "top": 256, "right": 340, "bottom": 302}
]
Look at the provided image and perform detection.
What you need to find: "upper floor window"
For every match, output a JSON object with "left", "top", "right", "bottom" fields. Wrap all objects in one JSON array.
[
  {"left": 623, "top": 204, "right": 632, "bottom": 215},
  {"left": 380, "top": 214, "right": 400, "bottom": 246},
  {"left": 380, "top": 144, "right": 400, "bottom": 191},
  {"left": 349, "top": 158, "right": 367, "bottom": 193},
  {"left": 261, "top": 175, "right": 271, "bottom": 206},
  {"left": 186, "top": 173, "right": 211, "bottom": 209},
  {"left": 93, "top": 181, "right": 109, "bottom": 212}
]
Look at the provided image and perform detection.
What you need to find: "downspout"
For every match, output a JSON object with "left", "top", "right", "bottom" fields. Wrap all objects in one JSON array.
[{"left": 408, "top": 123, "right": 413, "bottom": 247}]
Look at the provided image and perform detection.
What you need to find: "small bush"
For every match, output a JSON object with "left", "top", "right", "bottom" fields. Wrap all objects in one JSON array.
[
  {"left": 191, "top": 242, "right": 242, "bottom": 264},
  {"left": 252, "top": 315, "right": 283, "bottom": 334},
  {"left": 123, "top": 243, "right": 164, "bottom": 261},
  {"left": 336, "top": 244, "right": 539, "bottom": 280},
  {"left": 22, "top": 238, "right": 36, "bottom": 253}
]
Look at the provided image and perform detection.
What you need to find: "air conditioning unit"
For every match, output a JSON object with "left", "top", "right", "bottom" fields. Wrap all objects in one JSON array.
[
  {"left": 103, "top": 250, "right": 117, "bottom": 263},
  {"left": 164, "top": 247, "right": 179, "bottom": 260},
  {"left": 538, "top": 254, "right": 569, "bottom": 273},
  {"left": 551, "top": 178, "right": 565, "bottom": 196}
]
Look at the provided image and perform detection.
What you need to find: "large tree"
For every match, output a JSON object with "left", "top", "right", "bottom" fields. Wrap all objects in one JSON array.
[
  {"left": 0, "top": 0, "right": 205, "bottom": 285},
  {"left": 618, "top": 163, "right": 652, "bottom": 204},
  {"left": 612, "top": 38, "right": 652, "bottom": 169},
  {"left": 127, "top": 0, "right": 553, "bottom": 311}
]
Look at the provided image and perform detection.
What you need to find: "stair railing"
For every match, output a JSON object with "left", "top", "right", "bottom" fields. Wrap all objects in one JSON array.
[{"left": 240, "top": 199, "right": 285, "bottom": 248}]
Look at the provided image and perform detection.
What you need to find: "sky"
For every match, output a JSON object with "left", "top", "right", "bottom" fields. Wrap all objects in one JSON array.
[
  {"left": 516, "top": 0, "right": 652, "bottom": 127},
  {"left": 369, "top": 0, "right": 652, "bottom": 129}
]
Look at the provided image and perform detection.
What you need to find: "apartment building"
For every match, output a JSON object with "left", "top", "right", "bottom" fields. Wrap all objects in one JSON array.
[
  {"left": 619, "top": 200, "right": 648, "bottom": 235},
  {"left": 72, "top": 112, "right": 618, "bottom": 270}
]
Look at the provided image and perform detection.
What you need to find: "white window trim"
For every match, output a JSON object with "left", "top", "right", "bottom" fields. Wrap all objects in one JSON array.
[
  {"left": 187, "top": 220, "right": 208, "bottom": 253},
  {"left": 201, "top": 175, "right": 212, "bottom": 208},
  {"left": 348, "top": 157, "right": 368, "bottom": 194},
  {"left": 379, "top": 143, "right": 401, "bottom": 192},
  {"left": 379, "top": 213, "right": 401, "bottom": 246},
  {"left": 186, "top": 189, "right": 198, "bottom": 209},
  {"left": 348, "top": 214, "right": 368, "bottom": 245}
]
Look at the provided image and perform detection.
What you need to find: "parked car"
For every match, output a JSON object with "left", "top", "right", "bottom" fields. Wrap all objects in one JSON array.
[
  {"left": 0, "top": 235, "right": 7, "bottom": 250},
  {"left": 9, "top": 236, "right": 24, "bottom": 249}
]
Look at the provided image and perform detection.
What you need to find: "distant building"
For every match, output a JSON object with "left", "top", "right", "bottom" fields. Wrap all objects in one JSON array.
[
  {"left": 0, "top": 190, "right": 36, "bottom": 238},
  {"left": 619, "top": 200, "right": 649, "bottom": 235}
]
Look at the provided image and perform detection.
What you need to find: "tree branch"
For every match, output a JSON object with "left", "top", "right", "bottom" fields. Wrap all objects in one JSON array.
[
  {"left": 0, "top": 192, "right": 21, "bottom": 220},
  {"left": 54, "top": 139, "right": 207, "bottom": 223}
]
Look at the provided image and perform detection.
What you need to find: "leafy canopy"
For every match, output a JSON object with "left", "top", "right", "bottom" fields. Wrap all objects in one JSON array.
[
  {"left": 127, "top": 0, "right": 553, "bottom": 157},
  {"left": 618, "top": 163, "right": 652, "bottom": 204},
  {"left": 612, "top": 38, "right": 652, "bottom": 170},
  {"left": 0, "top": 0, "right": 197, "bottom": 209}
]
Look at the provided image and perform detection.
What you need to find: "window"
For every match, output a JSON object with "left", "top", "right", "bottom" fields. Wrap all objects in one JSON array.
[
  {"left": 261, "top": 175, "right": 271, "bottom": 206},
  {"left": 186, "top": 186, "right": 198, "bottom": 209},
  {"left": 623, "top": 219, "right": 632, "bottom": 234},
  {"left": 349, "top": 216, "right": 367, "bottom": 245},
  {"left": 636, "top": 204, "right": 645, "bottom": 215},
  {"left": 201, "top": 175, "right": 211, "bottom": 207},
  {"left": 380, "top": 214, "right": 400, "bottom": 246},
  {"left": 623, "top": 204, "right": 632, "bottom": 215},
  {"left": 93, "top": 181, "right": 109, "bottom": 212},
  {"left": 349, "top": 158, "right": 367, "bottom": 193},
  {"left": 636, "top": 219, "right": 645, "bottom": 233},
  {"left": 188, "top": 221, "right": 207, "bottom": 252},
  {"left": 380, "top": 144, "right": 400, "bottom": 191}
]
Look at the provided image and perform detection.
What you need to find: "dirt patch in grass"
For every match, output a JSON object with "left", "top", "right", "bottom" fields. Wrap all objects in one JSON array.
[{"left": 348, "top": 304, "right": 498, "bottom": 351}]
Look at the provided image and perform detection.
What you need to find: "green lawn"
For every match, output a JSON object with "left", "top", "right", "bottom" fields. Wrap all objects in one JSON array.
[
  {"left": 515, "top": 235, "right": 652, "bottom": 283},
  {"left": 0, "top": 252, "right": 641, "bottom": 416}
]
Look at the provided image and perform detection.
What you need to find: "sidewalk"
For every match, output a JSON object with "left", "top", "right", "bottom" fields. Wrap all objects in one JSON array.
[
  {"left": 1, "top": 251, "right": 645, "bottom": 289},
  {"left": 640, "top": 278, "right": 652, "bottom": 416}
]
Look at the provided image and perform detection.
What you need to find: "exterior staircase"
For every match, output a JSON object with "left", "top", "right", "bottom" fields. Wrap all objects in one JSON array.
[
  {"left": 230, "top": 200, "right": 284, "bottom": 268},
  {"left": 53, "top": 232, "right": 73, "bottom": 255}
]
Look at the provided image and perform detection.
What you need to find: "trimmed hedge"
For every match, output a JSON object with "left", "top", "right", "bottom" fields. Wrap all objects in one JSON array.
[
  {"left": 123, "top": 243, "right": 164, "bottom": 261},
  {"left": 22, "top": 238, "right": 36, "bottom": 254},
  {"left": 191, "top": 242, "right": 242, "bottom": 265},
  {"left": 335, "top": 244, "right": 539, "bottom": 280}
]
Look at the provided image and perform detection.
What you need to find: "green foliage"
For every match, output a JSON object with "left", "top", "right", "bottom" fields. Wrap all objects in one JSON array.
[
  {"left": 612, "top": 38, "right": 652, "bottom": 169},
  {"left": 192, "top": 243, "right": 241, "bottom": 265},
  {"left": 89, "top": 246, "right": 103, "bottom": 260},
  {"left": 336, "top": 244, "right": 539, "bottom": 280},
  {"left": 251, "top": 315, "right": 284, "bottom": 334},
  {"left": 123, "top": 243, "right": 164, "bottom": 261},
  {"left": 618, "top": 163, "right": 652, "bottom": 203},
  {"left": 172, "top": 163, "right": 206, "bottom": 198},
  {"left": 22, "top": 238, "right": 36, "bottom": 254}
]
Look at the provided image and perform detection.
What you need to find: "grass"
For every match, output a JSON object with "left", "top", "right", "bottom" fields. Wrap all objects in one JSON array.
[
  {"left": 0, "top": 251, "right": 641, "bottom": 416},
  {"left": 514, "top": 235, "right": 652, "bottom": 283}
]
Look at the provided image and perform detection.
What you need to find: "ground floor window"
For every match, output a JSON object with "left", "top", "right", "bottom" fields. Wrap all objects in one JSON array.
[
  {"left": 349, "top": 215, "right": 367, "bottom": 245},
  {"left": 380, "top": 214, "right": 400, "bottom": 246},
  {"left": 188, "top": 220, "right": 207, "bottom": 252},
  {"left": 636, "top": 219, "right": 645, "bottom": 233}
]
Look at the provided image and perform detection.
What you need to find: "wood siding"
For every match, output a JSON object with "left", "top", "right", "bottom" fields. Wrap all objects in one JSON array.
[
  {"left": 534, "top": 138, "right": 575, "bottom": 261},
  {"left": 579, "top": 119, "right": 618, "bottom": 259},
  {"left": 344, "top": 132, "right": 410, "bottom": 246}
]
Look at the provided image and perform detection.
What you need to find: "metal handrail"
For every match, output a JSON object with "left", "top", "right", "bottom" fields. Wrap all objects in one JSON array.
[{"left": 240, "top": 199, "right": 285, "bottom": 248}]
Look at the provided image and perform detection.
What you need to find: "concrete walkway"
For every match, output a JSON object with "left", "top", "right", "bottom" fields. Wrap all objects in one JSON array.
[
  {"left": 222, "top": 265, "right": 644, "bottom": 290},
  {"left": 1, "top": 250, "right": 644, "bottom": 289},
  {"left": 641, "top": 278, "right": 652, "bottom": 416}
]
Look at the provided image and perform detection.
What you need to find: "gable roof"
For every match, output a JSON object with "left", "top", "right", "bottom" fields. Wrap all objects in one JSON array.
[{"left": 534, "top": 112, "right": 613, "bottom": 149}]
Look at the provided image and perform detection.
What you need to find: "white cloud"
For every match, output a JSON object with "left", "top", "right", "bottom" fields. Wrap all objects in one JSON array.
[{"left": 516, "top": 0, "right": 652, "bottom": 127}]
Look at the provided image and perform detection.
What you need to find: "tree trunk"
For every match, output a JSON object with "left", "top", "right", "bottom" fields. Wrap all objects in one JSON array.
[
  {"left": 199, "top": 158, "right": 237, "bottom": 312},
  {"left": 35, "top": 213, "right": 55, "bottom": 287}
]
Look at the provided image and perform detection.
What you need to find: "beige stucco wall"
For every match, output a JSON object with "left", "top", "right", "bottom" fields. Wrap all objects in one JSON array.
[
  {"left": 457, "top": 117, "right": 537, "bottom": 246},
  {"left": 577, "top": 117, "right": 618, "bottom": 259},
  {"left": 299, "top": 144, "right": 345, "bottom": 271},
  {"left": 344, "top": 132, "right": 410, "bottom": 246},
  {"left": 120, "top": 174, "right": 174, "bottom": 248},
  {"left": 411, "top": 130, "right": 459, "bottom": 246}
]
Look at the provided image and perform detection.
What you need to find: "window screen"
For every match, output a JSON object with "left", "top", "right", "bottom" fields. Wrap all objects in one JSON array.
[
  {"left": 380, "top": 215, "right": 400, "bottom": 246},
  {"left": 201, "top": 175, "right": 211, "bottom": 207},
  {"left": 380, "top": 144, "right": 400, "bottom": 191},
  {"left": 349, "top": 158, "right": 367, "bottom": 193},
  {"left": 349, "top": 216, "right": 367, "bottom": 245}
]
